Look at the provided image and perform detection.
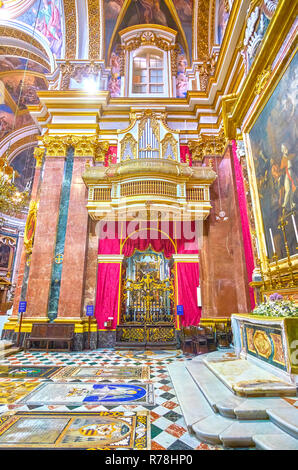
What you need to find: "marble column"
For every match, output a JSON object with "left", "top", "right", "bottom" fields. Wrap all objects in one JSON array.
[
  {"left": 57, "top": 157, "right": 89, "bottom": 319},
  {"left": 11, "top": 148, "right": 44, "bottom": 318},
  {"left": 200, "top": 146, "right": 251, "bottom": 318},
  {"left": 24, "top": 156, "right": 65, "bottom": 318}
]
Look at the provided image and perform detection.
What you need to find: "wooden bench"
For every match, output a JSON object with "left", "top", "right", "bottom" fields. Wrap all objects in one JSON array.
[{"left": 25, "top": 323, "right": 75, "bottom": 352}]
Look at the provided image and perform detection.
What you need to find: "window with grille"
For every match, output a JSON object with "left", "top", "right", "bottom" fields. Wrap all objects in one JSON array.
[{"left": 132, "top": 49, "right": 164, "bottom": 95}]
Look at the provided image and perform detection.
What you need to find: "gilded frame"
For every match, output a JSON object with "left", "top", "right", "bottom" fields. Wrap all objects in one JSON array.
[{"left": 242, "top": 43, "right": 298, "bottom": 274}]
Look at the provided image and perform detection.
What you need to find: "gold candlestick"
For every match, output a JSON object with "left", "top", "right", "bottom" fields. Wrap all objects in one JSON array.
[
  {"left": 278, "top": 216, "right": 296, "bottom": 287},
  {"left": 257, "top": 257, "right": 265, "bottom": 290},
  {"left": 272, "top": 253, "right": 283, "bottom": 289},
  {"left": 266, "top": 257, "right": 274, "bottom": 290}
]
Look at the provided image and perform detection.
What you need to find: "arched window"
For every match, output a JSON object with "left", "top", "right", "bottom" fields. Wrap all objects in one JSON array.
[{"left": 131, "top": 48, "right": 165, "bottom": 95}]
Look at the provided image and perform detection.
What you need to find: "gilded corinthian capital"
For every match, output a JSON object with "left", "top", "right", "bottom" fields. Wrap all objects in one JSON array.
[
  {"left": 188, "top": 130, "right": 227, "bottom": 161},
  {"left": 41, "top": 135, "right": 72, "bottom": 157}
]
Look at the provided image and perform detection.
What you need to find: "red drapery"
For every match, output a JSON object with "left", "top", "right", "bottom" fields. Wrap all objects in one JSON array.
[
  {"left": 95, "top": 221, "right": 200, "bottom": 329},
  {"left": 95, "top": 263, "right": 120, "bottom": 329},
  {"left": 176, "top": 262, "right": 201, "bottom": 326}
]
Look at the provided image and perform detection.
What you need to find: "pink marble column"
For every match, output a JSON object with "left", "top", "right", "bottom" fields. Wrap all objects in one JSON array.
[
  {"left": 12, "top": 161, "right": 43, "bottom": 318},
  {"left": 24, "top": 156, "right": 65, "bottom": 318},
  {"left": 57, "top": 157, "right": 89, "bottom": 318}
]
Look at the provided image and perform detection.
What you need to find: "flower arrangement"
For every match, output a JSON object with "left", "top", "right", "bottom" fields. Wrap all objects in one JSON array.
[{"left": 252, "top": 293, "right": 298, "bottom": 318}]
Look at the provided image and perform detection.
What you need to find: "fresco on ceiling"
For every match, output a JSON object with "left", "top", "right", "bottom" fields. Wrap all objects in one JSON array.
[
  {"left": 16, "top": 0, "right": 63, "bottom": 58},
  {"left": 0, "top": 104, "right": 14, "bottom": 140},
  {"left": 104, "top": 0, "right": 190, "bottom": 62},
  {"left": 0, "top": 57, "right": 49, "bottom": 74},
  {"left": 249, "top": 53, "right": 297, "bottom": 260},
  {"left": 104, "top": 0, "right": 125, "bottom": 59},
  {"left": 1, "top": 73, "right": 47, "bottom": 110},
  {"left": 10, "top": 147, "right": 36, "bottom": 193},
  {"left": 217, "top": 0, "right": 230, "bottom": 44},
  {"left": 172, "top": 0, "right": 192, "bottom": 60}
]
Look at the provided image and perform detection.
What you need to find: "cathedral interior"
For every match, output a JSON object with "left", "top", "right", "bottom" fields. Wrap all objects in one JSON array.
[{"left": 0, "top": 0, "right": 297, "bottom": 452}]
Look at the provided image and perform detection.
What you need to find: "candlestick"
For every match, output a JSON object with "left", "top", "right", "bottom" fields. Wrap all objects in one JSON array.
[
  {"left": 266, "top": 257, "right": 274, "bottom": 290},
  {"left": 278, "top": 216, "right": 296, "bottom": 287},
  {"left": 291, "top": 214, "right": 298, "bottom": 244},
  {"left": 272, "top": 252, "right": 283, "bottom": 289},
  {"left": 269, "top": 228, "right": 275, "bottom": 254}
]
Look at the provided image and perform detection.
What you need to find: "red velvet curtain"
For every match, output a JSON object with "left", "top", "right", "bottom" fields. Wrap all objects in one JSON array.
[
  {"left": 177, "top": 262, "right": 201, "bottom": 326},
  {"left": 95, "top": 263, "right": 120, "bottom": 329}
]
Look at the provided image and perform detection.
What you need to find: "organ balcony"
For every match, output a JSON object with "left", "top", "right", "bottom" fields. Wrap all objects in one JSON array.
[{"left": 82, "top": 110, "right": 217, "bottom": 221}]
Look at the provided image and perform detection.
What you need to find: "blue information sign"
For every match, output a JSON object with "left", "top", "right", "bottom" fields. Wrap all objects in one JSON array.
[
  {"left": 86, "top": 305, "right": 94, "bottom": 317},
  {"left": 177, "top": 305, "right": 184, "bottom": 316},
  {"left": 18, "top": 301, "right": 27, "bottom": 313}
]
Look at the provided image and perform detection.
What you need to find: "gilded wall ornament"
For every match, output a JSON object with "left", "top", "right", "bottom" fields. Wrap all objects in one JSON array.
[
  {"left": 255, "top": 66, "right": 271, "bottom": 95},
  {"left": 189, "top": 130, "right": 227, "bottom": 161},
  {"left": 88, "top": 0, "right": 101, "bottom": 61},
  {"left": 63, "top": 0, "right": 77, "bottom": 60},
  {"left": 24, "top": 200, "right": 38, "bottom": 255},
  {"left": 33, "top": 147, "right": 45, "bottom": 168}
]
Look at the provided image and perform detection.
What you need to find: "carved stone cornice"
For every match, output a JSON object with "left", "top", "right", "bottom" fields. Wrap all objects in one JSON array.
[{"left": 188, "top": 130, "right": 227, "bottom": 161}]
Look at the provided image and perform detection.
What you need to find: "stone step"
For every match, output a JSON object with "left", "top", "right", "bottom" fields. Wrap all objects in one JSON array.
[
  {"left": 186, "top": 360, "right": 245, "bottom": 418},
  {"left": 219, "top": 420, "right": 286, "bottom": 448},
  {"left": 187, "top": 360, "right": 295, "bottom": 420},
  {"left": 254, "top": 433, "right": 298, "bottom": 450},
  {"left": 203, "top": 357, "right": 296, "bottom": 397},
  {"left": 267, "top": 407, "right": 298, "bottom": 439},
  {"left": 0, "top": 346, "right": 22, "bottom": 360},
  {"left": 167, "top": 363, "right": 214, "bottom": 433},
  {"left": 0, "top": 340, "right": 14, "bottom": 349}
]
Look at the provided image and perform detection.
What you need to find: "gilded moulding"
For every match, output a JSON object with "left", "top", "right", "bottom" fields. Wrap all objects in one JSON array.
[
  {"left": 221, "top": 0, "right": 297, "bottom": 140},
  {"left": 63, "top": 0, "right": 77, "bottom": 60}
]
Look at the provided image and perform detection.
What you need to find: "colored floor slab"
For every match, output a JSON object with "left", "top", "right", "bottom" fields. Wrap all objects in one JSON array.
[
  {"left": 204, "top": 358, "right": 296, "bottom": 397},
  {"left": 0, "top": 410, "right": 150, "bottom": 449},
  {"left": 0, "top": 366, "right": 61, "bottom": 379},
  {"left": 50, "top": 365, "right": 150, "bottom": 382},
  {"left": 17, "top": 382, "right": 155, "bottom": 406}
]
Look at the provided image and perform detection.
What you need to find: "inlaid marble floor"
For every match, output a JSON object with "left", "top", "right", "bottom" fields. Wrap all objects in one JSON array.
[
  {"left": 0, "top": 348, "right": 224, "bottom": 450},
  {"left": 0, "top": 348, "right": 296, "bottom": 450}
]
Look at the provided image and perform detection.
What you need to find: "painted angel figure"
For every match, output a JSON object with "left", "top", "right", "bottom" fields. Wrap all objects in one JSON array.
[{"left": 280, "top": 143, "right": 296, "bottom": 213}]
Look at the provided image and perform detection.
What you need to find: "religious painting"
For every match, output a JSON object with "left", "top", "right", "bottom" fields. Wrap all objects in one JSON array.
[
  {"left": 0, "top": 244, "right": 11, "bottom": 270},
  {"left": 104, "top": 0, "right": 125, "bottom": 58},
  {"left": 0, "top": 56, "right": 49, "bottom": 74},
  {"left": 18, "top": 382, "right": 155, "bottom": 406},
  {"left": 216, "top": 0, "right": 230, "bottom": 44},
  {"left": 16, "top": 0, "right": 63, "bottom": 58},
  {"left": 0, "top": 411, "right": 150, "bottom": 449},
  {"left": 172, "top": 0, "right": 193, "bottom": 59},
  {"left": 249, "top": 52, "right": 297, "bottom": 259},
  {"left": 0, "top": 103, "right": 14, "bottom": 140},
  {"left": 1, "top": 73, "right": 48, "bottom": 110},
  {"left": 11, "top": 147, "right": 36, "bottom": 193}
]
